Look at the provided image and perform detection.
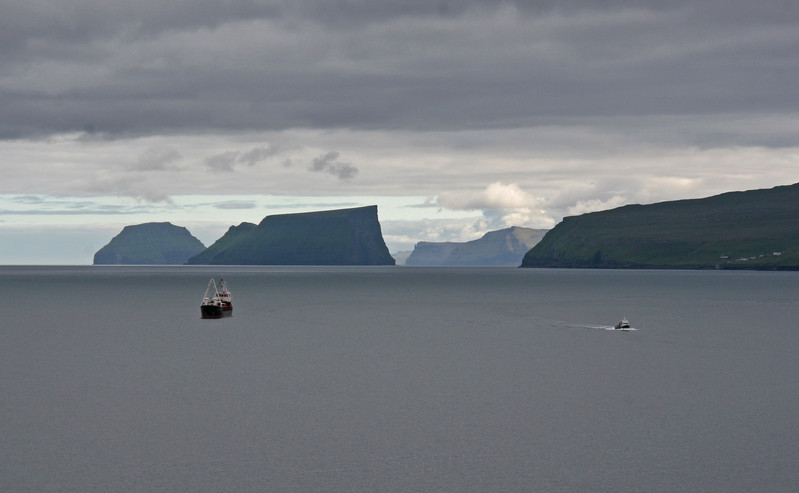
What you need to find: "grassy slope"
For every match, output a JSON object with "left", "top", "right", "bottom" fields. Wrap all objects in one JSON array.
[
  {"left": 185, "top": 222, "right": 257, "bottom": 265},
  {"left": 522, "top": 183, "right": 799, "bottom": 269}
]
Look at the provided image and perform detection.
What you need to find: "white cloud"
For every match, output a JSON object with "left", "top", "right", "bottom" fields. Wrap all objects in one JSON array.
[
  {"left": 567, "top": 196, "right": 629, "bottom": 216},
  {"left": 436, "top": 182, "right": 556, "bottom": 231},
  {"left": 437, "top": 182, "right": 540, "bottom": 210}
]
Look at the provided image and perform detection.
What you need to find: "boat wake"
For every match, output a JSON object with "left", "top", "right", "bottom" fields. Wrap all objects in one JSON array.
[
  {"left": 583, "top": 324, "right": 637, "bottom": 331},
  {"left": 554, "top": 322, "right": 637, "bottom": 332},
  {"left": 550, "top": 320, "right": 638, "bottom": 332}
]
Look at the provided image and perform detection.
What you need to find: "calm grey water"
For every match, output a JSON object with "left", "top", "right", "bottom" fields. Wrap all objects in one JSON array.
[{"left": 2, "top": 266, "right": 798, "bottom": 492}]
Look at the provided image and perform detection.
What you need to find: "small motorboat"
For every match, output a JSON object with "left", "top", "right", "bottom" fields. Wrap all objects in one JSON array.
[
  {"left": 615, "top": 318, "right": 631, "bottom": 330},
  {"left": 201, "top": 278, "right": 232, "bottom": 319}
]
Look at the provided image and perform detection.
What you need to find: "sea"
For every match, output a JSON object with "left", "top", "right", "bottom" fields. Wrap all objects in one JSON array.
[{"left": 2, "top": 266, "right": 798, "bottom": 492}]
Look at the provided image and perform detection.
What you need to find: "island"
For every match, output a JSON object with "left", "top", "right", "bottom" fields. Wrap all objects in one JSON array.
[
  {"left": 406, "top": 226, "right": 547, "bottom": 266},
  {"left": 187, "top": 205, "right": 395, "bottom": 265},
  {"left": 521, "top": 183, "right": 799, "bottom": 270},
  {"left": 93, "top": 222, "right": 205, "bottom": 265}
]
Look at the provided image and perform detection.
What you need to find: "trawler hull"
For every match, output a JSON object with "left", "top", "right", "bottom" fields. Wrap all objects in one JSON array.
[{"left": 201, "top": 304, "right": 224, "bottom": 319}]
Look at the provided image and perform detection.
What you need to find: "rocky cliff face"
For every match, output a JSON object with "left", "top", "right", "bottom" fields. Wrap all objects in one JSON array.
[
  {"left": 93, "top": 222, "right": 205, "bottom": 265},
  {"left": 187, "top": 205, "right": 395, "bottom": 265},
  {"left": 404, "top": 242, "right": 459, "bottom": 266},
  {"left": 406, "top": 227, "right": 547, "bottom": 266}
]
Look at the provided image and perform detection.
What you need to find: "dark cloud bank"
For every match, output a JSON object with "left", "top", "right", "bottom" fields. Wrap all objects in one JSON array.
[{"left": 2, "top": 0, "right": 798, "bottom": 145}]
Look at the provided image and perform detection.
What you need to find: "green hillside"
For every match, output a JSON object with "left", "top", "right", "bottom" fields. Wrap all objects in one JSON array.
[
  {"left": 186, "top": 222, "right": 257, "bottom": 265},
  {"left": 94, "top": 222, "right": 205, "bottom": 265},
  {"left": 187, "top": 205, "right": 395, "bottom": 265},
  {"left": 521, "top": 183, "right": 799, "bottom": 270}
]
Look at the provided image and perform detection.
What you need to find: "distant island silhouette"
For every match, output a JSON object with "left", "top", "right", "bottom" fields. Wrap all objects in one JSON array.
[
  {"left": 93, "top": 222, "right": 205, "bottom": 265},
  {"left": 406, "top": 226, "right": 547, "bottom": 266},
  {"left": 187, "top": 205, "right": 395, "bottom": 265}
]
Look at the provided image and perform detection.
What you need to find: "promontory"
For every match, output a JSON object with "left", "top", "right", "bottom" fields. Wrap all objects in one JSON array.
[
  {"left": 187, "top": 205, "right": 395, "bottom": 265},
  {"left": 521, "top": 183, "right": 799, "bottom": 270}
]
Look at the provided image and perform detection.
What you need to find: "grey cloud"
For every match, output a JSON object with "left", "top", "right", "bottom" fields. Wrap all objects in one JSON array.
[
  {"left": 203, "top": 145, "right": 279, "bottom": 172},
  {"left": 309, "top": 151, "right": 359, "bottom": 180},
  {"left": 405, "top": 198, "right": 439, "bottom": 209},
  {"left": 12, "top": 195, "right": 46, "bottom": 204},
  {"left": 134, "top": 147, "right": 182, "bottom": 171},
  {"left": 203, "top": 151, "right": 240, "bottom": 172},
  {"left": 214, "top": 200, "right": 257, "bottom": 210},
  {"left": 1, "top": 1, "right": 798, "bottom": 147},
  {"left": 0, "top": 208, "right": 138, "bottom": 216},
  {"left": 237, "top": 146, "right": 279, "bottom": 166},
  {"left": 5, "top": 195, "right": 148, "bottom": 214},
  {"left": 262, "top": 201, "right": 360, "bottom": 210},
  {"left": 82, "top": 173, "right": 174, "bottom": 203},
  {"left": 309, "top": 151, "right": 338, "bottom": 172}
]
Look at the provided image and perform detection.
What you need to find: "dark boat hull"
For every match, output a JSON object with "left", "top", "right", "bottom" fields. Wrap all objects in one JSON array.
[{"left": 201, "top": 304, "right": 224, "bottom": 319}]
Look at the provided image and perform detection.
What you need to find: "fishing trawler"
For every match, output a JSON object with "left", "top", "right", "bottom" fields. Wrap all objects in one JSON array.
[
  {"left": 217, "top": 278, "right": 232, "bottom": 315},
  {"left": 615, "top": 317, "right": 631, "bottom": 330},
  {"left": 200, "top": 278, "right": 232, "bottom": 319}
]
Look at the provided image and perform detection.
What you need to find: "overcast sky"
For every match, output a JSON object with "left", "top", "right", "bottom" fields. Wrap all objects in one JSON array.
[{"left": 2, "top": 0, "right": 798, "bottom": 263}]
